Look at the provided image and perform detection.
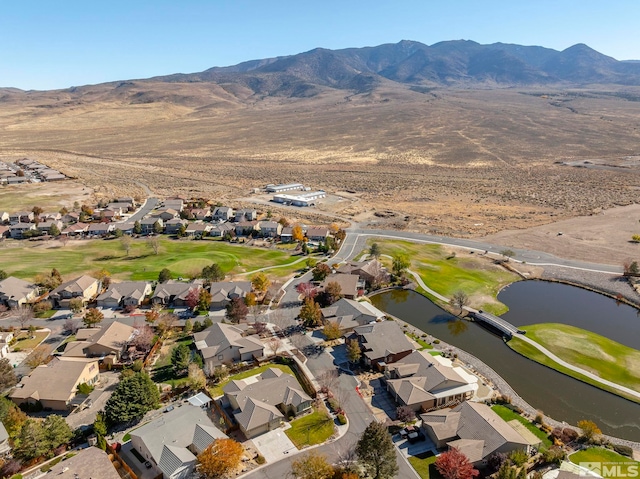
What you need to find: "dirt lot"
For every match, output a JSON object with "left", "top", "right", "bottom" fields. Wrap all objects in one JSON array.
[
  {"left": 484, "top": 203, "right": 640, "bottom": 265},
  {"left": 1, "top": 85, "right": 640, "bottom": 265}
]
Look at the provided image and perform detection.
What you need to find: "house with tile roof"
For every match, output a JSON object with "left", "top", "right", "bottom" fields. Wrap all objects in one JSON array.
[
  {"left": 421, "top": 402, "right": 531, "bottom": 467},
  {"left": 223, "top": 368, "right": 312, "bottom": 438},
  {"left": 130, "top": 401, "right": 227, "bottom": 479}
]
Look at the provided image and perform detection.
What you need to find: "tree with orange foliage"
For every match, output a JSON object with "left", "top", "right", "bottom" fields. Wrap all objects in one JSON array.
[
  {"left": 435, "top": 447, "right": 479, "bottom": 479},
  {"left": 292, "top": 224, "right": 305, "bottom": 242},
  {"left": 197, "top": 438, "right": 244, "bottom": 478}
]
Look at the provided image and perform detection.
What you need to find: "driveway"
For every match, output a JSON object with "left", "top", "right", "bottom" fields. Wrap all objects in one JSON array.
[
  {"left": 65, "top": 371, "right": 119, "bottom": 429},
  {"left": 365, "top": 378, "right": 398, "bottom": 423},
  {"left": 249, "top": 426, "right": 297, "bottom": 463},
  {"left": 394, "top": 434, "right": 437, "bottom": 458}
]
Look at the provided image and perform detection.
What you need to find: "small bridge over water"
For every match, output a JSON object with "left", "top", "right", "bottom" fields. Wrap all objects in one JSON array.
[{"left": 470, "top": 310, "right": 525, "bottom": 339}]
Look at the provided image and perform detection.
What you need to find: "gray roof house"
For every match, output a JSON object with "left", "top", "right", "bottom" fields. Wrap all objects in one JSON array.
[
  {"left": 385, "top": 351, "right": 478, "bottom": 412},
  {"left": 194, "top": 323, "right": 264, "bottom": 371},
  {"left": 421, "top": 402, "right": 531, "bottom": 467},
  {"left": 152, "top": 280, "right": 202, "bottom": 307},
  {"left": 165, "top": 218, "right": 188, "bottom": 234},
  {"left": 321, "top": 298, "right": 386, "bottom": 331},
  {"left": 96, "top": 281, "right": 152, "bottom": 308},
  {"left": 0, "top": 276, "right": 38, "bottom": 308},
  {"left": 259, "top": 221, "right": 282, "bottom": 238},
  {"left": 352, "top": 320, "right": 414, "bottom": 370},
  {"left": 223, "top": 368, "right": 312, "bottom": 438},
  {"left": 130, "top": 402, "right": 227, "bottom": 479},
  {"left": 140, "top": 217, "right": 163, "bottom": 234},
  {"left": 213, "top": 206, "right": 234, "bottom": 221},
  {"left": 9, "top": 222, "right": 36, "bottom": 239},
  {"left": 336, "top": 259, "right": 390, "bottom": 286},
  {"left": 209, "top": 281, "right": 252, "bottom": 310},
  {"left": 77, "top": 321, "right": 137, "bottom": 360},
  {"left": 235, "top": 209, "right": 257, "bottom": 222}
]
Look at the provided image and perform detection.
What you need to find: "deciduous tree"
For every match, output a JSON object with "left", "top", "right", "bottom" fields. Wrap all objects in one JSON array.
[
  {"left": 369, "top": 242, "right": 381, "bottom": 259},
  {"left": 356, "top": 421, "right": 398, "bottom": 479},
  {"left": 392, "top": 253, "right": 410, "bottom": 277},
  {"left": 320, "top": 281, "right": 342, "bottom": 306},
  {"left": 83, "top": 307, "right": 104, "bottom": 327},
  {"left": 198, "top": 438, "right": 244, "bottom": 479},
  {"left": 226, "top": 297, "right": 249, "bottom": 323},
  {"left": 198, "top": 289, "right": 212, "bottom": 311},
  {"left": 251, "top": 272, "right": 270, "bottom": 293},
  {"left": 435, "top": 447, "right": 479, "bottom": 479},
  {"left": 147, "top": 236, "right": 160, "bottom": 255},
  {"left": 0, "top": 358, "right": 17, "bottom": 391},
  {"left": 346, "top": 339, "right": 361, "bottom": 364},
  {"left": 69, "top": 297, "right": 84, "bottom": 313},
  {"left": 63, "top": 317, "right": 79, "bottom": 334},
  {"left": 451, "top": 290, "right": 469, "bottom": 315},
  {"left": 323, "top": 321, "right": 342, "bottom": 340},
  {"left": 292, "top": 224, "right": 304, "bottom": 242},
  {"left": 299, "top": 298, "right": 322, "bottom": 327},
  {"left": 396, "top": 405, "right": 416, "bottom": 423},
  {"left": 296, "top": 282, "right": 317, "bottom": 300},
  {"left": 185, "top": 287, "right": 200, "bottom": 309},
  {"left": 25, "top": 345, "right": 49, "bottom": 368},
  {"left": 0, "top": 270, "right": 7, "bottom": 281},
  {"left": 577, "top": 419, "right": 601, "bottom": 442},
  {"left": 121, "top": 235, "right": 132, "bottom": 256},
  {"left": 188, "top": 363, "right": 206, "bottom": 390},
  {"left": 312, "top": 263, "right": 331, "bottom": 282},
  {"left": 267, "top": 337, "right": 282, "bottom": 356},
  {"left": 290, "top": 450, "right": 334, "bottom": 479}
]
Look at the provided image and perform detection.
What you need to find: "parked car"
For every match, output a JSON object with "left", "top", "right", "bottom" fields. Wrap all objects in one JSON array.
[{"left": 408, "top": 431, "right": 426, "bottom": 444}]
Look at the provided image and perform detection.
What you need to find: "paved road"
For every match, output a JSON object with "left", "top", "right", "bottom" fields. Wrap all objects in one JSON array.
[
  {"left": 123, "top": 197, "right": 159, "bottom": 223},
  {"left": 243, "top": 348, "right": 419, "bottom": 479},
  {"left": 345, "top": 228, "right": 622, "bottom": 273}
]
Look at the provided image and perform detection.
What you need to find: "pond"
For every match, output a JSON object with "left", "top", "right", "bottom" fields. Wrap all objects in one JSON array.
[{"left": 371, "top": 287, "right": 640, "bottom": 441}]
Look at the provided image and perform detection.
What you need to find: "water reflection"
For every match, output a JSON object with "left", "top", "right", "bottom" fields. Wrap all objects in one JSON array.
[{"left": 371, "top": 288, "right": 640, "bottom": 441}]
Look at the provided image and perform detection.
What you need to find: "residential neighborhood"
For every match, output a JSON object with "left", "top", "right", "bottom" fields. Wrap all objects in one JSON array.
[{"left": 0, "top": 182, "right": 635, "bottom": 479}]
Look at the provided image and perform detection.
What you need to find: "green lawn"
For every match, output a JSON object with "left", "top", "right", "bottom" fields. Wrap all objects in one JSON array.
[
  {"left": 35, "top": 309, "right": 57, "bottom": 319},
  {"left": 507, "top": 324, "right": 640, "bottom": 403},
  {"left": 12, "top": 331, "right": 49, "bottom": 351},
  {"left": 570, "top": 447, "right": 639, "bottom": 475},
  {"left": 406, "top": 332, "right": 433, "bottom": 350},
  {"left": 285, "top": 409, "right": 335, "bottom": 448},
  {"left": 0, "top": 237, "right": 302, "bottom": 282},
  {"left": 491, "top": 405, "right": 552, "bottom": 448},
  {"left": 371, "top": 239, "right": 519, "bottom": 314},
  {"left": 208, "top": 363, "right": 295, "bottom": 398},
  {"left": 152, "top": 336, "right": 195, "bottom": 387},
  {"left": 408, "top": 453, "right": 441, "bottom": 479}
]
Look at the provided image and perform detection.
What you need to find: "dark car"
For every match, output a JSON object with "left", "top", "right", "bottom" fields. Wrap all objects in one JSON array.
[{"left": 408, "top": 431, "right": 426, "bottom": 444}]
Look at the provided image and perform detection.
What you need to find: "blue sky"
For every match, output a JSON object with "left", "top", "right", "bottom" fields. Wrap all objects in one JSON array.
[{"left": 2, "top": 0, "right": 639, "bottom": 90}]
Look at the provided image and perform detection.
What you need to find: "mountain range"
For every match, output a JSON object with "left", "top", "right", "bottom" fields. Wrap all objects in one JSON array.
[{"left": 4, "top": 40, "right": 640, "bottom": 101}]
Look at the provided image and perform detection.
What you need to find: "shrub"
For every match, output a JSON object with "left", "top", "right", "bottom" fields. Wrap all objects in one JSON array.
[
  {"left": 541, "top": 446, "right": 566, "bottom": 465},
  {"left": 613, "top": 444, "right": 634, "bottom": 457},
  {"left": 433, "top": 339, "right": 440, "bottom": 344},
  {"left": 33, "top": 301, "right": 52, "bottom": 314},
  {"left": 77, "top": 382, "right": 94, "bottom": 394},
  {"left": 337, "top": 414, "right": 347, "bottom": 425},
  {"left": 327, "top": 398, "right": 340, "bottom": 413},
  {"left": 509, "top": 449, "right": 528, "bottom": 467},
  {"left": 255, "top": 454, "right": 266, "bottom": 465}
]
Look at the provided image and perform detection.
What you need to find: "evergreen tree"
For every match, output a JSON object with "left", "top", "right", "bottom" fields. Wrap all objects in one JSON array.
[
  {"left": 171, "top": 343, "right": 191, "bottom": 373},
  {"left": 356, "top": 421, "right": 398, "bottom": 479},
  {"left": 104, "top": 372, "right": 160, "bottom": 425}
]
